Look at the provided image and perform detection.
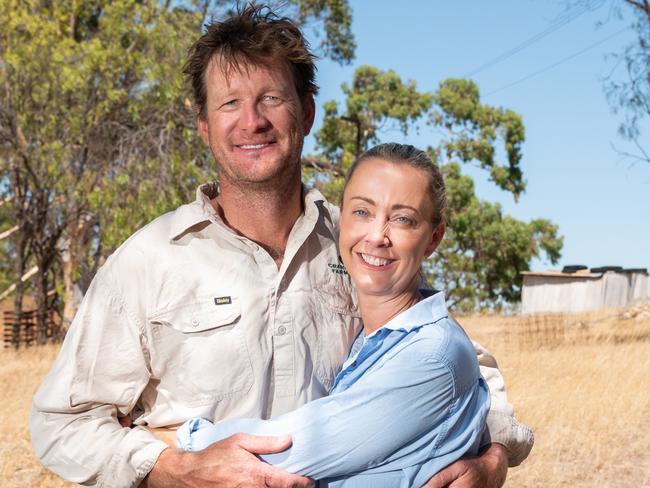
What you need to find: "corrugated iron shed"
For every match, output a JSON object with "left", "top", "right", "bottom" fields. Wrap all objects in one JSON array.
[{"left": 521, "top": 267, "right": 648, "bottom": 314}]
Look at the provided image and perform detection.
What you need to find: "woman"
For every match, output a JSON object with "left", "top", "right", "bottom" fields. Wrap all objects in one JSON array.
[{"left": 177, "top": 143, "right": 490, "bottom": 487}]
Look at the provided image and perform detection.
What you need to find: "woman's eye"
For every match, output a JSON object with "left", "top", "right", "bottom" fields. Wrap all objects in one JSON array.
[
  {"left": 352, "top": 209, "right": 368, "bottom": 217},
  {"left": 393, "top": 215, "right": 414, "bottom": 226}
]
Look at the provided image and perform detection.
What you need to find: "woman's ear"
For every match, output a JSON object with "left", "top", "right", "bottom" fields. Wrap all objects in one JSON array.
[{"left": 424, "top": 221, "right": 445, "bottom": 258}]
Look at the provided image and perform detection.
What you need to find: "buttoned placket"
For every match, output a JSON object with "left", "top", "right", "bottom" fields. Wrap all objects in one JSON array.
[
  {"left": 332, "top": 328, "right": 390, "bottom": 392},
  {"left": 196, "top": 188, "right": 331, "bottom": 416},
  {"left": 270, "top": 204, "right": 320, "bottom": 411}
]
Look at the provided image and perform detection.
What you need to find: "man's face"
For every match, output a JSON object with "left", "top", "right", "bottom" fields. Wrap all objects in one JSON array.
[{"left": 197, "top": 59, "right": 315, "bottom": 191}]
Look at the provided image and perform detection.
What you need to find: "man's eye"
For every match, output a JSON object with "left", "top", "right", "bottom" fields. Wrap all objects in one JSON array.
[
  {"left": 263, "top": 95, "right": 282, "bottom": 104},
  {"left": 221, "top": 99, "right": 238, "bottom": 109}
]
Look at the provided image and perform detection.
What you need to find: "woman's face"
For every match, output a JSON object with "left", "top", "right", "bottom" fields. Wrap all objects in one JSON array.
[{"left": 339, "top": 158, "right": 444, "bottom": 300}]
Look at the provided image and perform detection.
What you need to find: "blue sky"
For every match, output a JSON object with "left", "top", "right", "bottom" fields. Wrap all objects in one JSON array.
[{"left": 301, "top": 0, "right": 649, "bottom": 276}]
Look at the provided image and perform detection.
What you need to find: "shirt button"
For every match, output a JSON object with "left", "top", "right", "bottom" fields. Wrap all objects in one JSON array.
[
  {"left": 277, "top": 325, "right": 287, "bottom": 335},
  {"left": 191, "top": 318, "right": 200, "bottom": 327}
]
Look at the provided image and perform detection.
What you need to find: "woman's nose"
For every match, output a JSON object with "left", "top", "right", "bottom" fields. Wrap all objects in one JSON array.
[{"left": 366, "top": 220, "right": 390, "bottom": 246}]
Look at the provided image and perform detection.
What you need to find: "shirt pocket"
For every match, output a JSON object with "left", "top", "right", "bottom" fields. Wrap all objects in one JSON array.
[
  {"left": 148, "top": 297, "right": 254, "bottom": 407},
  {"left": 312, "top": 284, "right": 361, "bottom": 391}
]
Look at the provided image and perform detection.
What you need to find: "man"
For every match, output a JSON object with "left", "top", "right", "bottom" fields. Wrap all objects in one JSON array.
[{"left": 31, "top": 5, "right": 532, "bottom": 487}]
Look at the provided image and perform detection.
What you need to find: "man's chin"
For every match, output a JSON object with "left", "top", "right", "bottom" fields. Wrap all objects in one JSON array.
[{"left": 221, "top": 170, "right": 302, "bottom": 194}]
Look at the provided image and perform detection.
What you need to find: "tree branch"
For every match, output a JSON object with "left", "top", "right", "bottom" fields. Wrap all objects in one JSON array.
[{"left": 301, "top": 157, "right": 345, "bottom": 177}]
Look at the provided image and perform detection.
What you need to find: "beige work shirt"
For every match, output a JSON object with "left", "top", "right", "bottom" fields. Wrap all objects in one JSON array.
[{"left": 31, "top": 185, "right": 532, "bottom": 487}]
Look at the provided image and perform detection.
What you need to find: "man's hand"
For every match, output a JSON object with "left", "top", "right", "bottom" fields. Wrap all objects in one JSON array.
[
  {"left": 423, "top": 443, "right": 508, "bottom": 488},
  {"left": 143, "top": 433, "right": 314, "bottom": 488}
]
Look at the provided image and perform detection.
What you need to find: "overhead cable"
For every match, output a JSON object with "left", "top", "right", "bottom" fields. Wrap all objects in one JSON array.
[
  {"left": 483, "top": 26, "right": 629, "bottom": 97},
  {"left": 464, "top": 0, "right": 606, "bottom": 78}
]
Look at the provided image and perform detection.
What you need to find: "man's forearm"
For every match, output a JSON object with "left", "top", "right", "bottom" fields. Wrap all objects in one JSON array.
[
  {"left": 142, "top": 449, "right": 187, "bottom": 488},
  {"left": 474, "top": 340, "right": 534, "bottom": 466},
  {"left": 30, "top": 402, "right": 168, "bottom": 487}
]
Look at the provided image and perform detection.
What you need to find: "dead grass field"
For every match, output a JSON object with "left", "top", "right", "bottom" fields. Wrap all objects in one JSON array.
[
  {"left": 1, "top": 307, "right": 649, "bottom": 487},
  {"left": 458, "top": 307, "right": 650, "bottom": 487}
]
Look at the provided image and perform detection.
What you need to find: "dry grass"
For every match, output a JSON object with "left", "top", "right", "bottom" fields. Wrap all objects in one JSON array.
[
  {"left": 2, "top": 308, "right": 650, "bottom": 487},
  {"left": 458, "top": 307, "right": 650, "bottom": 487},
  {"left": 0, "top": 344, "right": 73, "bottom": 487}
]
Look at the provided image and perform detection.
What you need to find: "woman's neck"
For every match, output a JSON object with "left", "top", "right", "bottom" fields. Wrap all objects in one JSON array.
[{"left": 358, "top": 288, "right": 422, "bottom": 336}]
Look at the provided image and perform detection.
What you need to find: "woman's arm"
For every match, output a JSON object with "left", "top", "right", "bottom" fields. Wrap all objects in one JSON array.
[{"left": 178, "top": 350, "right": 489, "bottom": 481}]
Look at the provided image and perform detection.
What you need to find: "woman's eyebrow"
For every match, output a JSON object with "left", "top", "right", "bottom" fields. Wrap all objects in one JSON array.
[
  {"left": 391, "top": 203, "right": 419, "bottom": 213},
  {"left": 349, "top": 196, "right": 375, "bottom": 205},
  {"left": 349, "top": 197, "right": 420, "bottom": 215}
]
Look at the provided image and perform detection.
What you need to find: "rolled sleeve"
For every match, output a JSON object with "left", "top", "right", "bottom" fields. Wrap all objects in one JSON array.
[
  {"left": 30, "top": 265, "right": 167, "bottom": 487},
  {"left": 473, "top": 340, "right": 534, "bottom": 466}
]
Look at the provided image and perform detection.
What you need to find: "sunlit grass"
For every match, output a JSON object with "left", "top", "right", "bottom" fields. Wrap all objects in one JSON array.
[{"left": 2, "top": 306, "right": 650, "bottom": 487}]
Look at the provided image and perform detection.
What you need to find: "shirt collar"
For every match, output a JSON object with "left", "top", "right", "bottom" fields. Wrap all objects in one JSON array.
[
  {"left": 168, "top": 183, "right": 331, "bottom": 242},
  {"left": 379, "top": 291, "right": 449, "bottom": 334},
  {"left": 168, "top": 183, "right": 219, "bottom": 241}
]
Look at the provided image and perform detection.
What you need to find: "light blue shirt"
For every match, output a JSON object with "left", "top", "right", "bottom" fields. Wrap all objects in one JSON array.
[{"left": 177, "top": 291, "right": 490, "bottom": 487}]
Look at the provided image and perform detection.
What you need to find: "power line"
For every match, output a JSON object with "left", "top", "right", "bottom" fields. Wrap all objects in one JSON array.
[
  {"left": 483, "top": 27, "right": 629, "bottom": 97},
  {"left": 463, "top": 0, "right": 606, "bottom": 78}
]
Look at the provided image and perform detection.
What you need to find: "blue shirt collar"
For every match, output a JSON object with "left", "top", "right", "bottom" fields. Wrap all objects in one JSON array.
[{"left": 374, "top": 290, "right": 448, "bottom": 335}]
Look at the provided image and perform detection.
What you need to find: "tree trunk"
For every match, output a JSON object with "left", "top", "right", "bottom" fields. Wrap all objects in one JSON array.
[
  {"left": 35, "top": 264, "right": 49, "bottom": 345},
  {"left": 61, "top": 239, "right": 82, "bottom": 331},
  {"left": 11, "top": 229, "right": 29, "bottom": 349}
]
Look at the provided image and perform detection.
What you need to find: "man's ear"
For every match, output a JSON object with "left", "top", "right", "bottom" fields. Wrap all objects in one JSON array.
[
  {"left": 302, "top": 94, "right": 316, "bottom": 136},
  {"left": 424, "top": 221, "right": 446, "bottom": 258},
  {"left": 197, "top": 113, "right": 210, "bottom": 147}
]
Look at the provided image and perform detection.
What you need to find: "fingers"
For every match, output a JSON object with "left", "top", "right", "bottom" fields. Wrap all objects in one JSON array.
[
  {"left": 234, "top": 433, "right": 293, "bottom": 455},
  {"left": 422, "top": 471, "right": 451, "bottom": 488},
  {"left": 118, "top": 414, "right": 133, "bottom": 428},
  {"left": 421, "top": 461, "right": 465, "bottom": 488},
  {"left": 263, "top": 464, "right": 315, "bottom": 488}
]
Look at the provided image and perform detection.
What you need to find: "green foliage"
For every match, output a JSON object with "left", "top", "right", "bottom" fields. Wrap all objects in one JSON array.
[
  {"left": 429, "top": 162, "right": 562, "bottom": 311},
  {"left": 0, "top": 0, "right": 211, "bottom": 313},
  {"left": 606, "top": 0, "right": 650, "bottom": 163},
  {"left": 0, "top": 0, "right": 561, "bottom": 314},
  {"left": 0, "top": 0, "right": 357, "bottom": 316},
  {"left": 315, "top": 65, "right": 433, "bottom": 162},
  {"left": 287, "top": 0, "right": 356, "bottom": 63},
  {"left": 309, "top": 68, "right": 562, "bottom": 310},
  {"left": 431, "top": 79, "right": 526, "bottom": 198}
]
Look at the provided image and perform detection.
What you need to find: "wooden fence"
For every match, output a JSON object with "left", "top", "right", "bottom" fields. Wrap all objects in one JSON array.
[{"left": 3, "top": 310, "right": 63, "bottom": 348}]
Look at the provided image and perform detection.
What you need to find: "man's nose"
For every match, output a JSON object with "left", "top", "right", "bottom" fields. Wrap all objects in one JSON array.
[{"left": 238, "top": 102, "right": 271, "bottom": 132}]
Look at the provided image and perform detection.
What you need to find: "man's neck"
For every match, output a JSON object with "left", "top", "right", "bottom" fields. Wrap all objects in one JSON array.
[{"left": 213, "top": 177, "right": 303, "bottom": 268}]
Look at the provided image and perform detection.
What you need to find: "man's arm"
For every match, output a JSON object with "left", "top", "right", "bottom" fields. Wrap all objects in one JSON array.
[
  {"left": 30, "top": 266, "right": 170, "bottom": 486},
  {"left": 144, "top": 435, "right": 313, "bottom": 488},
  {"left": 31, "top": 265, "right": 311, "bottom": 488},
  {"left": 176, "top": 349, "right": 490, "bottom": 484},
  {"left": 473, "top": 340, "right": 534, "bottom": 467}
]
